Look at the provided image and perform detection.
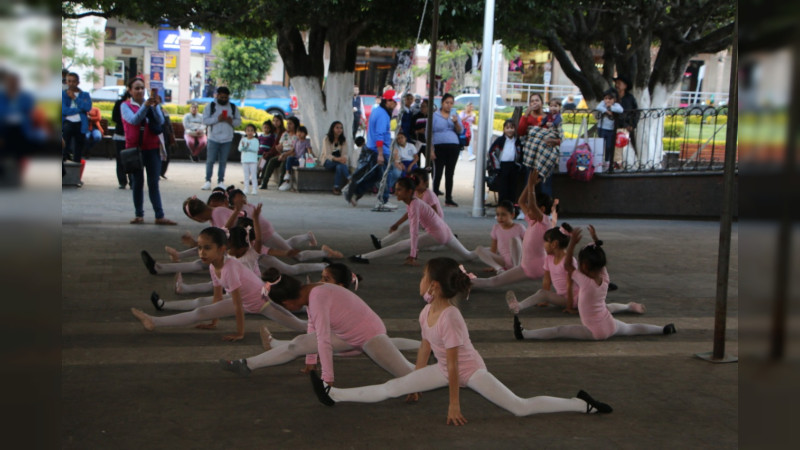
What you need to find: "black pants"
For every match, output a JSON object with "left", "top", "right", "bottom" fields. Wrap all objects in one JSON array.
[
  {"left": 599, "top": 128, "right": 616, "bottom": 170},
  {"left": 432, "top": 143, "right": 461, "bottom": 202},
  {"left": 114, "top": 140, "right": 132, "bottom": 187},
  {"left": 496, "top": 162, "right": 522, "bottom": 205},
  {"left": 62, "top": 121, "right": 84, "bottom": 163},
  {"left": 352, "top": 113, "right": 360, "bottom": 138}
]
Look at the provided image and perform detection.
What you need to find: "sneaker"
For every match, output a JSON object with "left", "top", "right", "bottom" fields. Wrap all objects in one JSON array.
[
  {"left": 468, "top": 155, "right": 476, "bottom": 161},
  {"left": 278, "top": 181, "right": 291, "bottom": 191},
  {"left": 577, "top": 390, "right": 613, "bottom": 414},
  {"left": 309, "top": 370, "right": 335, "bottom": 406},
  {"left": 217, "top": 182, "right": 226, "bottom": 190},
  {"left": 445, "top": 200, "right": 458, "bottom": 207},
  {"left": 283, "top": 174, "right": 291, "bottom": 181},
  {"left": 219, "top": 358, "right": 251, "bottom": 376},
  {"left": 200, "top": 181, "right": 212, "bottom": 190},
  {"left": 382, "top": 202, "right": 398, "bottom": 209}
]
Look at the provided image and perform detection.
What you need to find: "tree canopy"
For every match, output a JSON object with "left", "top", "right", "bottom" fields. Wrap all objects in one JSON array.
[{"left": 211, "top": 37, "right": 277, "bottom": 100}]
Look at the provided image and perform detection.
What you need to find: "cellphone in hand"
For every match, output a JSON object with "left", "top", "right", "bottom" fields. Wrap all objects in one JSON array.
[
  {"left": 220, "top": 110, "right": 228, "bottom": 118},
  {"left": 150, "top": 88, "right": 158, "bottom": 98}
]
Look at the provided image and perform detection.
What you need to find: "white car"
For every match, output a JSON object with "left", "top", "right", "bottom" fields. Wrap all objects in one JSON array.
[
  {"left": 453, "top": 94, "right": 507, "bottom": 110},
  {"left": 89, "top": 85, "right": 128, "bottom": 102}
]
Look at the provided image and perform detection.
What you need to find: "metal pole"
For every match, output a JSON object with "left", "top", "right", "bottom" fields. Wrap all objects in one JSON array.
[
  {"left": 472, "top": 0, "right": 495, "bottom": 218},
  {"left": 425, "top": 0, "right": 439, "bottom": 167},
  {"left": 697, "top": 9, "right": 737, "bottom": 363}
]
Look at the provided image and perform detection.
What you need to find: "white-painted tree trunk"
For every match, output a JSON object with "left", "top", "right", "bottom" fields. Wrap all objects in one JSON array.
[
  {"left": 291, "top": 72, "right": 356, "bottom": 164},
  {"left": 628, "top": 83, "right": 675, "bottom": 169}
]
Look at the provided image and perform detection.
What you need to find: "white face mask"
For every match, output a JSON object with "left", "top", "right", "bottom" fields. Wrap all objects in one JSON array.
[{"left": 423, "top": 289, "right": 434, "bottom": 304}]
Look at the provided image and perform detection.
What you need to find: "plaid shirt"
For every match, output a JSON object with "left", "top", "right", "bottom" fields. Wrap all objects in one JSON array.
[{"left": 521, "top": 124, "right": 562, "bottom": 178}]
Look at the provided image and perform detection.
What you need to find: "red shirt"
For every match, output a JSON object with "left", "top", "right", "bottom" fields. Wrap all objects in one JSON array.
[{"left": 517, "top": 114, "right": 543, "bottom": 137}]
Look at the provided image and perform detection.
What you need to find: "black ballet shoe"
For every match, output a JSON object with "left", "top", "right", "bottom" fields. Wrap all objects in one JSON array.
[
  {"left": 663, "top": 323, "right": 677, "bottom": 335},
  {"left": 310, "top": 370, "right": 335, "bottom": 406},
  {"left": 577, "top": 390, "right": 613, "bottom": 414},
  {"left": 321, "top": 257, "right": 334, "bottom": 266},
  {"left": 219, "top": 358, "right": 251, "bottom": 376},
  {"left": 141, "top": 250, "right": 157, "bottom": 275},
  {"left": 370, "top": 234, "right": 382, "bottom": 249},
  {"left": 513, "top": 315, "right": 524, "bottom": 341},
  {"left": 150, "top": 291, "right": 164, "bottom": 311},
  {"left": 608, "top": 282, "right": 619, "bottom": 291},
  {"left": 349, "top": 255, "right": 369, "bottom": 264}
]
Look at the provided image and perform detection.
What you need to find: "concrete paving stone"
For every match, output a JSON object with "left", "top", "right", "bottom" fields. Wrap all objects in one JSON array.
[{"left": 62, "top": 160, "right": 737, "bottom": 449}]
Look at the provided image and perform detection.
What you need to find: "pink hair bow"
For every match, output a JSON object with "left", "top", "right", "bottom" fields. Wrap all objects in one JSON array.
[
  {"left": 559, "top": 226, "right": 571, "bottom": 236},
  {"left": 459, "top": 265, "right": 477, "bottom": 280},
  {"left": 351, "top": 273, "right": 359, "bottom": 291}
]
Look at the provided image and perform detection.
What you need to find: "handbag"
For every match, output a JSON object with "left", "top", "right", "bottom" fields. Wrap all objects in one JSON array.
[
  {"left": 304, "top": 152, "right": 316, "bottom": 168},
  {"left": 120, "top": 127, "right": 145, "bottom": 174}
]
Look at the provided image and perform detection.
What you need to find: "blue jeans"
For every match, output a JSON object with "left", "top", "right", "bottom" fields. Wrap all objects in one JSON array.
[
  {"left": 324, "top": 159, "right": 350, "bottom": 189},
  {"left": 285, "top": 156, "right": 300, "bottom": 174},
  {"left": 205, "top": 139, "right": 232, "bottom": 183},
  {"left": 131, "top": 148, "right": 164, "bottom": 219}
]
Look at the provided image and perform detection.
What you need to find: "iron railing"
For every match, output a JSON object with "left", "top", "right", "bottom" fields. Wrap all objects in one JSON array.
[{"left": 556, "top": 105, "right": 732, "bottom": 173}]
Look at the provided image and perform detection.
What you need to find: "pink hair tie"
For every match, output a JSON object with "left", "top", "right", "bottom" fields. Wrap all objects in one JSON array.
[
  {"left": 261, "top": 276, "right": 282, "bottom": 298},
  {"left": 458, "top": 264, "right": 477, "bottom": 280},
  {"left": 351, "top": 273, "right": 359, "bottom": 291},
  {"left": 244, "top": 225, "right": 252, "bottom": 245},
  {"left": 183, "top": 195, "right": 197, "bottom": 217},
  {"left": 559, "top": 226, "right": 571, "bottom": 236}
]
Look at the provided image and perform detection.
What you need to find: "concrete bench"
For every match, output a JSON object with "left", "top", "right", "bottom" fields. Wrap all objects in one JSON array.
[{"left": 291, "top": 167, "right": 336, "bottom": 192}]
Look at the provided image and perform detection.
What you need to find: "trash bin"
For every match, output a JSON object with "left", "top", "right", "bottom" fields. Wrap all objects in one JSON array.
[{"left": 164, "top": 89, "right": 172, "bottom": 102}]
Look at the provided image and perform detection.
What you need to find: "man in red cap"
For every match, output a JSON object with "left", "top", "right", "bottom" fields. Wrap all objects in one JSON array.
[{"left": 345, "top": 90, "right": 397, "bottom": 207}]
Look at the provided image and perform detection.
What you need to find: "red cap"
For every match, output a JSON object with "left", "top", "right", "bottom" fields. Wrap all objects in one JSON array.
[{"left": 382, "top": 90, "right": 396, "bottom": 101}]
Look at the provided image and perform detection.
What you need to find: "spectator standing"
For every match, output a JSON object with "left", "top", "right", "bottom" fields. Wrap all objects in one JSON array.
[
  {"left": 61, "top": 72, "right": 92, "bottom": 163},
  {"left": 201, "top": 86, "right": 241, "bottom": 190},
  {"left": 397, "top": 92, "right": 417, "bottom": 143},
  {"left": 352, "top": 85, "right": 364, "bottom": 138},
  {"left": 121, "top": 77, "right": 176, "bottom": 225},
  {"left": 594, "top": 89, "right": 623, "bottom": 173},
  {"left": 562, "top": 95, "right": 577, "bottom": 111},
  {"left": 430, "top": 93, "right": 462, "bottom": 207},
  {"left": 345, "top": 90, "right": 397, "bottom": 208},
  {"left": 412, "top": 99, "right": 429, "bottom": 165},
  {"left": 112, "top": 91, "right": 132, "bottom": 188},
  {"left": 614, "top": 75, "right": 639, "bottom": 157},
  {"left": 192, "top": 71, "right": 203, "bottom": 99},
  {"left": 458, "top": 102, "right": 476, "bottom": 161},
  {"left": 183, "top": 102, "right": 207, "bottom": 161}
]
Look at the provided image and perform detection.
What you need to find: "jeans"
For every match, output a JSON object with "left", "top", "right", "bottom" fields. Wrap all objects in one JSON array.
[
  {"left": 131, "top": 148, "right": 164, "bottom": 219},
  {"left": 205, "top": 139, "right": 232, "bottom": 183},
  {"left": 599, "top": 128, "right": 616, "bottom": 168},
  {"left": 285, "top": 155, "right": 300, "bottom": 174},
  {"left": 323, "top": 159, "right": 350, "bottom": 189}
]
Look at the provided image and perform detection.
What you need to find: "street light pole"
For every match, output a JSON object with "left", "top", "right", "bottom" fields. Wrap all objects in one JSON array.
[
  {"left": 472, "top": 0, "right": 496, "bottom": 218},
  {"left": 425, "top": 0, "right": 439, "bottom": 166}
]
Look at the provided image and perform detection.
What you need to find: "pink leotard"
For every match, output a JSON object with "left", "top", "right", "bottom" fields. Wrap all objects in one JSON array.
[
  {"left": 544, "top": 254, "right": 579, "bottom": 307},
  {"left": 209, "top": 257, "right": 266, "bottom": 313},
  {"left": 240, "top": 203, "right": 276, "bottom": 240},
  {"left": 419, "top": 304, "right": 486, "bottom": 387},
  {"left": 571, "top": 267, "right": 615, "bottom": 339},
  {"left": 491, "top": 223, "right": 526, "bottom": 268},
  {"left": 520, "top": 216, "right": 547, "bottom": 279},
  {"left": 210, "top": 207, "right": 234, "bottom": 228},
  {"left": 235, "top": 247, "right": 263, "bottom": 277},
  {"left": 408, "top": 198, "right": 453, "bottom": 258},
  {"left": 420, "top": 189, "right": 444, "bottom": 218},
  {"left": 304, "top": 283, "right": 387, "bottom": 383}
]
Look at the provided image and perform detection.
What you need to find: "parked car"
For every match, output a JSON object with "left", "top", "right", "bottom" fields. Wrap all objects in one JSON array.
[
  {"left": 191, "top": 84, "right": 293, "bottom": 118},
  {"left": 89, "top": 85, "right": 128, "bottom": 102},
  {"left": 453, "top": 94, "right": 507, "bottom": 111}
]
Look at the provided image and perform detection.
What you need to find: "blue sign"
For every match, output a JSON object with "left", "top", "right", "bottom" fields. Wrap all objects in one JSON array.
[{"left": 157, "top": 30, "right": 212, "bottom": 54}]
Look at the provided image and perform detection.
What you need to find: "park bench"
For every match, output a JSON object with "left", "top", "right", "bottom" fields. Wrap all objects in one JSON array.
[{"left": 291, "top": 166, "right": 336, "bottom": 192}]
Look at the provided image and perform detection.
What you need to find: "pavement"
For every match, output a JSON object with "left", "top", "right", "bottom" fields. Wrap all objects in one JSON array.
[{"left": 62, "top": 156, "right": 738, "bottom": 449}]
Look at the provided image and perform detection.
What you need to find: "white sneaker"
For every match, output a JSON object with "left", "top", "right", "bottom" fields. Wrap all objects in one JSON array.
[
  {"left": 278, "top": 181, "right": 291, "bottom": 191},
  {"left": 200, "top": 181, "right": 212, "bottom": 190},
  {"left": 382, "top": 202, "right": 398, "bottom": 209},
  {"left": 468, "top": 155, "right": 476, "bottom": 161},
  {"left": 217, "top": 182, "right": 226, "bottom": 190},
  {"left": 283, "top": 174, "right": 291, "bottom": 181},
  {"left": 249, "top": 189, "right": 258, "bottom": 195}
]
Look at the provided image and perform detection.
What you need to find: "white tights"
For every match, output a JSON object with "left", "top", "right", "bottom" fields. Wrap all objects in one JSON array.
[
  {"left": 521, "top": 319, "right": 663, "bottom": 340},
  {"left": 380, "top": 222, "right": 410, "bottom": 246},
  {"left": 517, "top": 290, "right": 641, "bottom": 315},
  {"left": 264, "top": 232, "right": 325, "bottom": 262},
  {"left": 246, "top": 333, "right": 416, "bottom": 377},
  {"left": 150, "top": 297, "right": 307, "bottom": 332},
  {"left": 471, "top": 266, "right": 533, "bottom": 290},
  {"left": 155, "top": 259, "right": 207, "bottom": 274},
  {"left": 361, "top": 234, "right": 476, "bottom": 262},
  {"left": 474, "top": 237, "right": 523, "bottom": 272},
  {"left": 329, "top": 366, "right": 586, "bottom": 417}
]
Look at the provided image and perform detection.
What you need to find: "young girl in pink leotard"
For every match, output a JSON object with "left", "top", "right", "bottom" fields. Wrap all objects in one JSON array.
[
  {"left": 473, "top": 200, "right": 526, "bottom": 274},
  {"left": 370, "top": 168, "right": 443, "bottom": 250},
  {"left": 218, "top": 268, "right": 419, "bottom": 379},
  {"left": 514, "top": 226, "right": 676, "bottom": 341},
  {"left": 131, "top": 227, "right": 308, "bottom": 340},
  {"left": 309, "top": 257, "right": 613, "bottom": 424},
  {"left": 506, "top": 224, "right": 645, "bottom": 315},
  {"left": 470, "top": 169, "right": 553, "bottom": 290},
  {"left": 350, "top": 177, "right": 476, "bottom": 266}
]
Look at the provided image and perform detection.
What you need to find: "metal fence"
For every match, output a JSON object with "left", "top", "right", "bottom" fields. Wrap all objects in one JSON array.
[
  {"left": 498, "top": 82, "right": 730, "bottom": 109},
  {"left": 555, "top": 105, "right": 732, "bottom": 173}
]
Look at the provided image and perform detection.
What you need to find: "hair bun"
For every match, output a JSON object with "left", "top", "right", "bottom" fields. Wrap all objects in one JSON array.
[{"left": 594, "top": 239, "right": 603, "bottom": 247}]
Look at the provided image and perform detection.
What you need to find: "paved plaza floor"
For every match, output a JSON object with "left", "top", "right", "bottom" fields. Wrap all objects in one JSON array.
[{"left": 62, "top": 158, "right": 738, "bottom": 449}]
